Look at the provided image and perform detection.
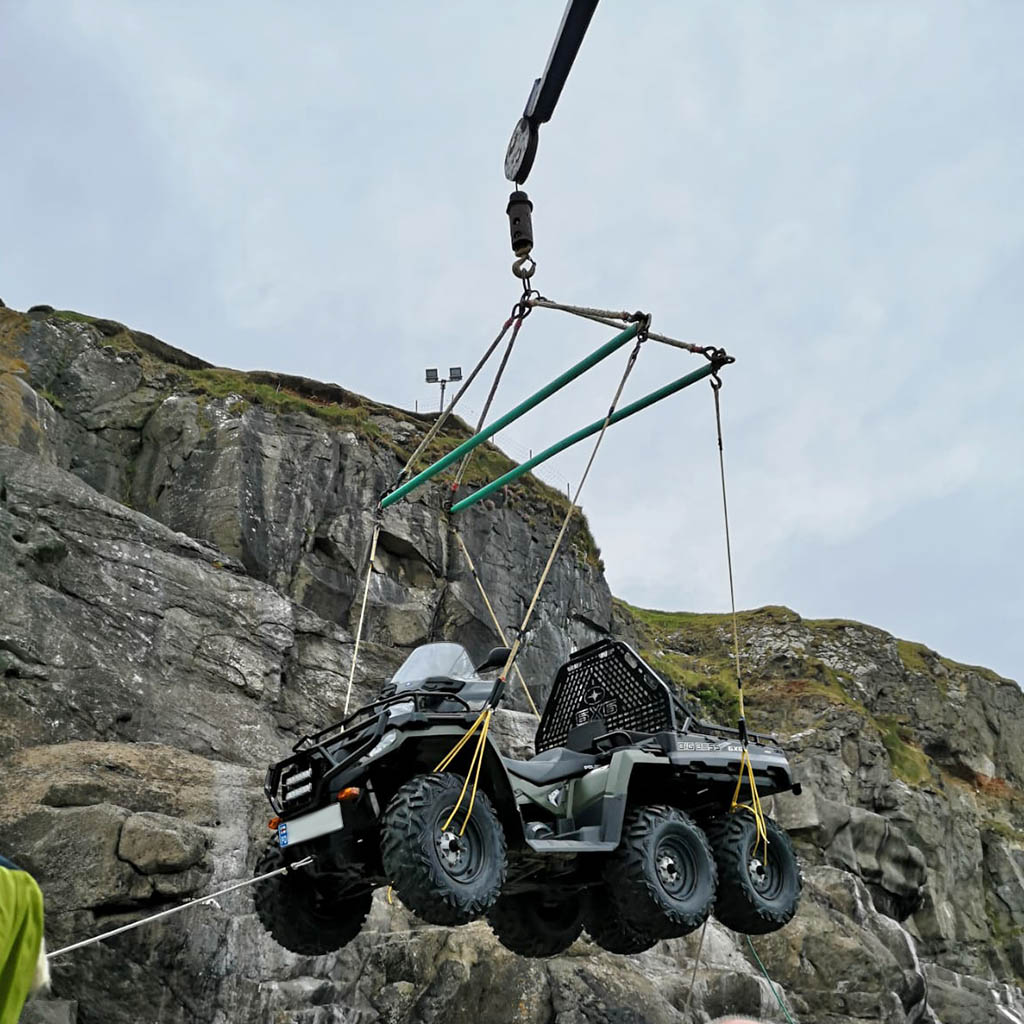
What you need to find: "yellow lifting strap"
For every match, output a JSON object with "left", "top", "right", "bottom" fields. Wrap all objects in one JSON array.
[
  {"left": 731, "top": 748, "right": 770, "bottom": 858},
  {"left": 434, "top": 706, "right": 494, "bottom": 835},
  {"left": 714, "top": 375, "right": 770, "bottom": 858}
]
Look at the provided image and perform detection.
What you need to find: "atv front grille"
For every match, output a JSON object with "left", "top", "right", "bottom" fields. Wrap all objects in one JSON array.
[{"left": 535, "top": 639, "right": 676, "bottom": 753}]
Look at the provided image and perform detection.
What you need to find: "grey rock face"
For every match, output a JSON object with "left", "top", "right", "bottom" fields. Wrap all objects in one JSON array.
[
  {"left": 3, "top": 307, "right": 1024, "bottom": 1023},
  {"left": 2, "top": 309, "right": 612, "bottom": 705}
]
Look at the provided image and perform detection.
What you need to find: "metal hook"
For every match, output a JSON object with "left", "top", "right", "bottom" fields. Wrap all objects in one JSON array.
[{"left": 512, "top": 254, "right": 537, "bottom": 280}]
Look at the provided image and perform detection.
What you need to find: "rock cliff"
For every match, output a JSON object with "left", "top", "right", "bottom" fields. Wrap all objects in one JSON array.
[{"left": 1, "top": 305, "right": 1022, "bottom": 1024}]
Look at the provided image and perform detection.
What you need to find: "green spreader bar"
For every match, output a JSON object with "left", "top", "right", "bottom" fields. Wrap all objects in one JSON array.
[
  {"left": 450, "top": 361, "right": 715, "bottom": 514},
  {"left": 379, "top": 321, "right": 641, "bottom": 510}
]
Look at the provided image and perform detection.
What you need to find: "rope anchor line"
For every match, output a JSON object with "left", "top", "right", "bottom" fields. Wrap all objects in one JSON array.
[{"left": 46, "top": 857, "right": 314, "bottom": 960}]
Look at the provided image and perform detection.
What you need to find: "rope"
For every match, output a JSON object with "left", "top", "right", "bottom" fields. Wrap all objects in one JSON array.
[
  {"left": 391, "top": 311, "right": 518, "bottom": 489},
  {"left": 746, "top": 934, "right": 798, "bottom": 1023},
  {"left": 432, "top": 325, "right": 649, "bottom": 824},
  {"left": 730, "top": 754, "right": 770, "bottom": 855},
  {"left": 451, "top": 529, "right": 540, "bottom": 717},
  {"left": 528, "top": 297, "right": 704, "bottom": 355},
  {"left": 681, "top": 919, "right": 708, "bottom": 1019},
  {"left": 434, "top": 707, "right": 490, "bottom": 773},
  {"left": 434, "top": 706, "right": 494, "bottom": 833},
  {"left": 441, "top": 708, "right": 492, "bottom": 835},
  {"left": 498, "top": 324, "right": 648, "bottom": 682},
  {"left": 712, "top": 377, "right": 769, "bottom": 857},
  {"left": 46, "top": 856, "right": 314, "bottom": 959},
  {"left": 348, "top": 299, "right": 530, "bottom": 711},
  {"left": 47, "top": 864, "right": 500, "bottom": 961},
  {"left": 712, "top": 381, "right": 743, "bottom": 712},
  {"left": 344, "top": 521, "right": 381, "bottom": 715},
  {"left": 452, "top": 315, "right": 524, "bottom": 492}
]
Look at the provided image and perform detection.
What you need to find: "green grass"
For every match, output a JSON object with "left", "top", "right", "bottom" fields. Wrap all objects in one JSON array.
[
  {"left": 52, "top": 309, "right": 101, "bottom": 325},
  {"left": 186, "top": 368, "right": 382, "bottom": 435},
  {"left": 938, "top": 655, "right": 1008, "bottom": 684},
  {"left": 981, "top": 819, "right": 1024, "bottom": 846},
  {"left": 897, "top": 639, "right": 932, "bottom": 674},
  {"left": 615, "top": 600, "right": 752, "bottom": 722},
  {"left": 37, "top": 387, "right": 64, "bottom": 410},
  {"left": 624, "top": 603, "right": 800, "bottom": 634},
  {"left": 873, "top": 715, "right": 932, "bottom": 786},
  {"left": 0, "top": 308, "right": 30, "bottom": 358},
  {"left": 643, "top": 648, "right": 740, "bottom": 722}
]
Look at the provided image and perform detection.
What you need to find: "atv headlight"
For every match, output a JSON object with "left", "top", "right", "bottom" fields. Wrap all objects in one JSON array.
[
  {"left": 283, "top": 782, "right": 312, "bottom": 802},
  {"left": 367, "top": 729, "right": 399, "bottom": 760}
]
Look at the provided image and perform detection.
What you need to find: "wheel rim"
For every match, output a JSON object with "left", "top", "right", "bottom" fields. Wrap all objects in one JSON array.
[
  {"left": 434, "top": 811, "right": 484, "bottom": 883},
  {"left": 748, "top": 843, "right": 786, "bottom": 901},
  {"left": 655, "top": 834, "right": 699, "bottom": 901}
]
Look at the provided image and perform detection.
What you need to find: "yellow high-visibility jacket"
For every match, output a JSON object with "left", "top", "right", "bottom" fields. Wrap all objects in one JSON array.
[{"left": 0, "top": 862, "right": 45, "bottom": 1024}]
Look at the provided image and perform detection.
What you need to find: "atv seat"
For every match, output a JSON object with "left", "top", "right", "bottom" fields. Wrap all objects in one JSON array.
[{"left": 503, "top": 746, "right": 594, "bottom": 786}]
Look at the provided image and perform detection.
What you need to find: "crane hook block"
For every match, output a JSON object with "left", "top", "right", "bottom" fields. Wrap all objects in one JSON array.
[{"left": 507, "top": 191, "right": 534, "bottom": 257}]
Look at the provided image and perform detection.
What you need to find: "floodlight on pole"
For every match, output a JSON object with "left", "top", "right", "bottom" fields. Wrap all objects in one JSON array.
[{"left": 424, "top": 364, "right": 461, "bottom": 412}]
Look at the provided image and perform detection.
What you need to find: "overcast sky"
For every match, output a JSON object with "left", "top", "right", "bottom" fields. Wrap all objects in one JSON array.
[{"left": 3, "top": 2, "right": 1021, "bottom": 682}]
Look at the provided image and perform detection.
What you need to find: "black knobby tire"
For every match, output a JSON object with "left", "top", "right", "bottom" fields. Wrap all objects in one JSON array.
[
  {"left": 705, "top": 812, "right": 802, "bottom": 935},
  {"left": 252, "top": 843, "right": 372, "bottom": 955},
  {"left": 606, "top": 805, "right": 717, "bottom": 939},
  {"left": 581, "top": 887, "right": 661, "bottom": 954},
  {"left": 381, "top": 772, "right": 507, "bottom": 926},
  {"left": 487, "top": 892, "right": 583, "bottom": 957}
]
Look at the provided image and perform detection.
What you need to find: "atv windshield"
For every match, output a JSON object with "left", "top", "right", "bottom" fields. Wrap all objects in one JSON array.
[{"left": 390, "top": 643, "right": 480, "bottom": 690}]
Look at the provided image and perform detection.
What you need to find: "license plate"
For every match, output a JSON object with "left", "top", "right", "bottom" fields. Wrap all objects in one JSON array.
[{"left": 278, "top": 803, "right": 343, "bottom": 848}]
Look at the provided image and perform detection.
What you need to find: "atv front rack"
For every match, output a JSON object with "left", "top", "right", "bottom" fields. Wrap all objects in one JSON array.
[
  {"left": 293, "top": 690, "right": 473, "bottom": 753},
  {"left": 266, "top": 689, "right": 476, "bottom": 816}
]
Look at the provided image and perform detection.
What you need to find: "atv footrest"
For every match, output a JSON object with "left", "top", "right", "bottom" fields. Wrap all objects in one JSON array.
[
  {"left": 527, "top": 838, "right": 617, "bottom": 853},
  {"left": 525, "top": 824, "right": 613, "bottom": 853}
]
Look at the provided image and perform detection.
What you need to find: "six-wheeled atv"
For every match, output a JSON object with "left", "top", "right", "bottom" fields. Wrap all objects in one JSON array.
[{"left": 253, "top": 638, "right": 803, "bottom": 957}]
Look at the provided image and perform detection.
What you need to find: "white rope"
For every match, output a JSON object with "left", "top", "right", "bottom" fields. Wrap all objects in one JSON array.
[
  {"left": 528, "top": 297, "right": 704, "bottom": 354},
  {"left": 47, "top": 857, "right": 313, "bottom": 960},
  {"left": 451, "top": 528, "right": 540, "bottom": 718},
  {"left": 344, "top": 522, "right": 381, "bottom": 715},
  {"left": 499, "top": 329, "right": 647, "bottom": 682},
  {"left": 45, "top": 870, "right": 495, "bottom": 962},
  {"left": 394, "top": 313, "right": 517, "bottom": 485}
]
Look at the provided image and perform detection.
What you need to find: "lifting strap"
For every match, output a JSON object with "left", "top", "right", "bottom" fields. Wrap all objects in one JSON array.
[
  {"left": 433, "top": 321, "right": 649, "bottom": 830},
  {"left": 434, "top": 705, "right": 494, "bottom": 835},
  {"left": 392, "top": 305, "right": 523, "bottom": 489},
  {"left": 343, "top": 520, "right": 380, "bottom": 716},
  {"left": 344, "top": 299, "right": 533, "bottom": 715},
  {"left": 451, "top": 312, "right": 525, "bottom": 492},
  {"left": 452, "top": 529, "right": 540, "bottom": 717},
  {"left": 496, "top": 318, "right": 649, "bottom": 684},
  {"left": 527, "top": 296, "right": 705, "bottom": 354},
  {"left": 712, "top": 374, "right": 769, "bottom": 855}
]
